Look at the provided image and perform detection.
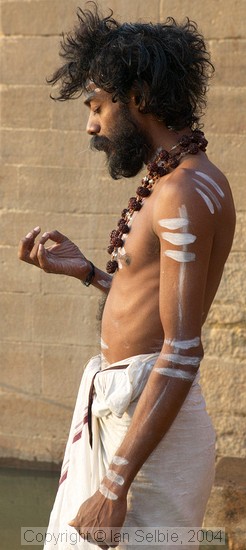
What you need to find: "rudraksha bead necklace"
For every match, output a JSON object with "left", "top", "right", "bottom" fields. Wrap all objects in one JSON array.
[{"left": 106, "top": 129, "right": 208, "bottom": 274}]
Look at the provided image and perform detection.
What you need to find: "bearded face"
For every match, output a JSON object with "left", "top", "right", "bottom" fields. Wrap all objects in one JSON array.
[{"left": 89, "top": 105, "right": 151, "bottom": 179}]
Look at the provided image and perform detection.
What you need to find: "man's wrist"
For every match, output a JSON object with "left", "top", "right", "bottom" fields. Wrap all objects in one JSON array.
[
  {"left": 99, "top": 457, "right": 133, "bottom": 500},
  {"left": 81, "top": 261, "right": 95, "bottom": 286},
  {"left": 100, "top": 473, "right": 129, "bottom": 501}
]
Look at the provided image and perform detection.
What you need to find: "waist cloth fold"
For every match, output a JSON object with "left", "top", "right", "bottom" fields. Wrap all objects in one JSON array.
[{"left": 44, "top": 352, "right": 216, "bottom": 550}]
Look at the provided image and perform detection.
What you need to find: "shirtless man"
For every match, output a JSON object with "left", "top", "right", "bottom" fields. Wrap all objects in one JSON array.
[{"left": 19, "top": 7, "right": 235, "bottom": 550}]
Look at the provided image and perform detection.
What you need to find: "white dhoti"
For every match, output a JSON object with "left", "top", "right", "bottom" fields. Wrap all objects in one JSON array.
[{"left": 44, "top": 353, "right": 215, "bottom": 550}]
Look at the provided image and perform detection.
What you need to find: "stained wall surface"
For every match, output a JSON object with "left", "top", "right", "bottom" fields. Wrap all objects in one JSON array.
[{"left": 0, "top": 0, "right": 245, "bottom": 541}]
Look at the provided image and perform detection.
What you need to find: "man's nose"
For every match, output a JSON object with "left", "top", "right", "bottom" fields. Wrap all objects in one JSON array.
[{"left": 86, "top": 115, "right": 100, "bottom": 135}]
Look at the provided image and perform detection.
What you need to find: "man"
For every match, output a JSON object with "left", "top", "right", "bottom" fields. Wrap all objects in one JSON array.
[{"left": 18, "top": 5, "right": 236, "bottom": 550}]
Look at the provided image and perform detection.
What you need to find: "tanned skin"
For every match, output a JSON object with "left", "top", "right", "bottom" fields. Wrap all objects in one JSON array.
[{"left": 19, "top": 86, "right": 235, "bottom": 549}]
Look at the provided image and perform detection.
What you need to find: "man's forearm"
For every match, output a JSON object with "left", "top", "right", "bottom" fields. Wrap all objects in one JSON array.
[
  {"left": 99, "top": 362, "right": 194, "bottom": 499},
  {"left": 77, "top": 261, "right": 112, "bottom": 294}
]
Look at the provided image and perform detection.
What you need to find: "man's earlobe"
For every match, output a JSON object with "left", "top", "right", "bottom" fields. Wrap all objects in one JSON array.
[
  {"left": 134, "top": 95, "right": 141, "bottom": 106},
  {"left": 131, "top": 81, "right": 149, "bottom": 110},
  {"left": 129, "top": 82, "right": 148, "bottom": 111},
  {"left": 131, "top": 93, "right": 146, "bottom": 112}
]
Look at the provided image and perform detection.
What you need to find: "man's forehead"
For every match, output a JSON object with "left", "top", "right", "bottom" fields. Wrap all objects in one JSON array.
[
  {"left": 83, "top": 81, "right": 119, "bottom": 106},
  {"left": 85, "top": 81, "right": 101, "bottom": 94},
  {"left": 84, "top": 82, "right": 106, "bottom": 102}
]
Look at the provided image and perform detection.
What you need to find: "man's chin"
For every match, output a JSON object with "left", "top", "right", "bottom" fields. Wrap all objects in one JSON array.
[
  {"left": 93, "top": 145, "right": 111, "bottom": 155},
  {"left": 90, "top": 137, "right": 112, "bottom": 155},
  {"left": 93, "top": 144, "right": 146, "bottom": 179},
  {"left": 108, "top": 161, "right": 144, "bottom": 180}
]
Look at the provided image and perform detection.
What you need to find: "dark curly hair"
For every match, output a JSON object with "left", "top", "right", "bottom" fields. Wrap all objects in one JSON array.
[{"left": 48, "top": 2, "right": 214, "bottom": 130}]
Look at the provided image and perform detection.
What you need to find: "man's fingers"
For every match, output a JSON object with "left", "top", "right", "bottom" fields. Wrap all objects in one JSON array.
[
  {"left": 38, "top": 243, "right": 53, "bottom": 272},
  {"left": 18, "top": 227, "right": 70, "bottom": 274},
  {"left": 68, "top": 521, "right": 75, "bottom": 527},
  {"left": 40, "top": 229, "right": 68, "bottom": 244},
  {"left": 24, "top": 226, "right": 41, "bottom": 242},
  {"left": 39, "top": 232, "right": 52, "bottom": 246},
  {"left": 18, "top": 238, "right": 31, "bottom": 262},
  {"left": 18, "top": 226, "right": 41, "bottom": 262},
  {"left": 29, "top": 241, "right": 41, "bottom": 265},
  {"left": 19, "top": 227, "right": 67, "bottom": 259},
  {"left": 68, "top": 520, "right": 115, "bottom": 549}
]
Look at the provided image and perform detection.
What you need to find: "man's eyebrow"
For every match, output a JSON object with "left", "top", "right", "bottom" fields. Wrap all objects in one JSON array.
[{"left": 84, "top": 89, "right": 101, "bottom": 106}]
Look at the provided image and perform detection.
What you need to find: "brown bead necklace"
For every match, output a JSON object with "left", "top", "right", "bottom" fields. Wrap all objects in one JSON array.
[{"left": 106, "top": 129, "right": 208, "bottom": 274}]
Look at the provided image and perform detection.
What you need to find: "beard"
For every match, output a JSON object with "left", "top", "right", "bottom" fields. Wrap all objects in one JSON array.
[{"left": 90, "top": 106, "right": 150, "bottom": 179}]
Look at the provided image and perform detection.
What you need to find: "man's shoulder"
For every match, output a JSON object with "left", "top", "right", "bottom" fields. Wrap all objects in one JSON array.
[
  {"left": 155, "top": 157, "right": 233, "bottom": 208},
  {"left": 152, "top": 161, "right": 235, "bottom": 237},
  {"left": 159, "top": 158, "right": 228, "bottom": 194}
]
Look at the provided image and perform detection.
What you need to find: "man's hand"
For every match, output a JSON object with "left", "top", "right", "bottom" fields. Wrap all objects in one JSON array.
[
  {"left": 18, "top": 227, "right": 89, "bottom": 279},
  {"left": 68, "top": 490, "right": 127, "bottom": 549}
]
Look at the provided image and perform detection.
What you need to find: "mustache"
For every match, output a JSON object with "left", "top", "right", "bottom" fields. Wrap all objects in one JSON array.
[{"left": 90, "top": 135, "right": 111, "bottom": 153}]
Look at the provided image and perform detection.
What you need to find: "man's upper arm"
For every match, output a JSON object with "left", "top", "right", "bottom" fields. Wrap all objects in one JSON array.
[{"left": 153, "top": 174, "right": 215, "bottom": 369}]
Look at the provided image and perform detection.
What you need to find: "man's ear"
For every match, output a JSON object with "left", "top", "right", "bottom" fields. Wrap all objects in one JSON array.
[{"left": 129, "top": 81, "right": 149, "bottom": 111}]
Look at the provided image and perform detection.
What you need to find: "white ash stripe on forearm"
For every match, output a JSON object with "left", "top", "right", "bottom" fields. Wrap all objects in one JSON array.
[
  {"left": 112, "top": 455, "right": 129, "bottom": 466},
  {"left": 99, "top": 483, "right": 118, "bottom": 500},
  {"left": 106, "top": 469, "right": 125, "bottom": 486},
  {"left": 164, "top": 337, "right": 201, "bottom": 350},
  {"left": 161, "top": 353, "right": 201, "bottom": 366},
  {"left": 154, "top": 367, "right": 196, "bottom": 381}
]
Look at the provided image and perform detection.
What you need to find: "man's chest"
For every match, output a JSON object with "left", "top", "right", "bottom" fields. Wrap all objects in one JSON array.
[{"left": 116, "top": 201, "right": 160, "bottom": 271}]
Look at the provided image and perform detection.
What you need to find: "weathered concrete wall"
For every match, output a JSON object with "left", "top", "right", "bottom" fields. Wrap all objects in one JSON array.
[{"left": 0, "top": 0, "right": 245, "bottom": 546}]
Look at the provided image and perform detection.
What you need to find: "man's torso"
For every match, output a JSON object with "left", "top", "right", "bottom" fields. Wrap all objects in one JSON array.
[{"left": 101, "top": 155, "right": 235, "bottom": 363}]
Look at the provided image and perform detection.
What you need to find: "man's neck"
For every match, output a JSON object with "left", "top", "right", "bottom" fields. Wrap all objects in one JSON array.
[
  {"left": 141, "top": 117, "right": 193, "bottom": 164},
  {"left": 151, "top": 124, "right": 192, "bottom": 157}
]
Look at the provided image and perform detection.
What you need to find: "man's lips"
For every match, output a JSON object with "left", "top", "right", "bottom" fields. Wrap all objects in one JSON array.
[{"left": 90, "top": 136, "right": 112, "bottom": 153}]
